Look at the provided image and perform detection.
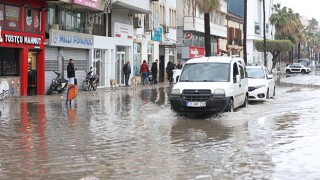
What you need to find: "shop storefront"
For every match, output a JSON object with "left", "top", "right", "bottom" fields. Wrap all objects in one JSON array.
[
  {"left": 0, "top": 1, "right": 46, "bottom": 96},
  {"left": 114, "top": 22, "right": 132, "bottom": 85},
  {"left": 189, "top": 46, "right": 205, "bottom": 59},
  {"left": 46, "top": 29, "right": 93, "bottom": 90}
]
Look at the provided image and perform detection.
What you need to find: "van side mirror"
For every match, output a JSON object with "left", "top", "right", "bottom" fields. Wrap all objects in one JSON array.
[
  {"left": 267, "top": 74, "right": 273, "bottom": 79},
  {"left": 236, "top": 75, "right": 241, "bottom": 83}
]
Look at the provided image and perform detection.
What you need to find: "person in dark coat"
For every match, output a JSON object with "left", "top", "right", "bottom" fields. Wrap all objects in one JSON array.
[
  {"left": 67, "top": 59, "right": 76, "bottom": 84},
  {"left": 123, "top": 60, "right": 131, "bottom": 86},
  {"left": 166, "top": 60, "right": 174, "bottom": 82},
  {"left": 176, "top": 60, "right": 183, "bottom": 69},
  {"left": 140, "top": 60, "right": 149, "bottom": 85},
  {"left": 151, "top": 59, "right": 158, "bottom": 84}
]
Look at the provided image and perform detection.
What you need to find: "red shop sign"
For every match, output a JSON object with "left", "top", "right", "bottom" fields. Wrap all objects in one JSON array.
[{"left": 189, "top": 46, "right": 205, "bottom": 59}]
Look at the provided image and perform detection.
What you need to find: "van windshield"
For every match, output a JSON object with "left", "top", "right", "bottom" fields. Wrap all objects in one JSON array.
[{"left": 179, "top": 63, "right": 230, "bottom": 82}]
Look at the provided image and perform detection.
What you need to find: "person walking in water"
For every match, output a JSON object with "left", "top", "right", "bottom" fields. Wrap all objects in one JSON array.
[
  {"left": 140, "top": 60, "right": 149, "bottom": 85},
  {"left": 151, "top": 59, "right": 158, "bottom": 84},
  {"left": 166, "top": 60, "right": 174, "bottom": 83},
  {"left": 123, "top": 60, "right": 131, "bottom": 86}
]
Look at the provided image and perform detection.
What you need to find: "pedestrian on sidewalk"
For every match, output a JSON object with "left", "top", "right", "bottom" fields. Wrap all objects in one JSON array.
[
  {"left": 166, "top": 60, "right": 174, "bottom": 83},
  {"left": 123, "top": 60, "right": 131, "bottom": 86},
  {"left": 151, "top": 59, "right": 158, "bottom": 84},
  {"left": 67, "top": 59, "right": 76, "bottom": 84},
  {"left": 140, "top": 60, "right": 149, "bottom": 85},
  {"left": 176, "top": 60, "right": 183, "bottom": 69}
]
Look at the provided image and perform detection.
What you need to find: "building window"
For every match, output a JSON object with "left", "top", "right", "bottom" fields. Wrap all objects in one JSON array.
[
  {"left": 0, "top": 4, "right": 20, "bottom": 31},
  {"left": 147, "top": 44, "right": 153, "bottom": 66},
  {"left": 0, "top": 48, "right": 20, "bottom": 76},
  {"left": 25, "top": 8, "right": 41, "bottom": 33},
  {"left": 169, "top": 9, "right": 176, "bottom": 28}
]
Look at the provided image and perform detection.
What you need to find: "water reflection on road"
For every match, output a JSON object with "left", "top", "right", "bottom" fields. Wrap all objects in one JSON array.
[{"left": 0, "top": 85, "right": 320, "bottom": 179}]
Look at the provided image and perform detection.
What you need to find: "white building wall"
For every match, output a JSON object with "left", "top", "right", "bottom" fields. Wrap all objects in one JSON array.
[{"left": 247, "top": 0, "right": 274, "bottom": 69}]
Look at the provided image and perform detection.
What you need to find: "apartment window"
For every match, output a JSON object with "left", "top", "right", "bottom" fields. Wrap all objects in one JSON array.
[
  {"left": 25, "top": 8, "right": 41, "bottom": 33},
  {"left": 169, "top": 9, "right": 176, "bottom": 28},
  {"left": 46, "top": 5, "right": 55, "bottom": 32},
  {"left": 160, "top": 5, "right": 165, "bottom": 25},
  {"left": 0, "top": 4, "right": 20, "bottom": 31}
]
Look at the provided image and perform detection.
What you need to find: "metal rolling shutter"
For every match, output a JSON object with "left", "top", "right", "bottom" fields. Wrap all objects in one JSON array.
[
  {"left": 62, "top": 49, "right": 88, "bottom": 83},
  {"left": 45, "top": 47, "right": 59, "bottom": 90}
]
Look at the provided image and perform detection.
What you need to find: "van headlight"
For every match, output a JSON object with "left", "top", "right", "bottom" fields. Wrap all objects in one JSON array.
[
  {"left": 213, "top": 89, "right": 225, "bottom": 96},
  {"left": 171, "top": 89, "right": 181, "bottom": 95}
]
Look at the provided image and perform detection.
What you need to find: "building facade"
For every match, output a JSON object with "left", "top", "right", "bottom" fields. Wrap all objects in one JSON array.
[
  {"left": 45, "top": 0, "right": 107, "bottom": 89},
  {"left": 228, "top": 0, "right": 275, "bottom": 68},
  {"left": 176, "top": 0, "right": 228, "bottom": 62},
  {"left": 0, "top": 0, "right": 46, "bottom": 97},
  {"left": 226, "top": 13, "right": 244, "bottom": 57}
]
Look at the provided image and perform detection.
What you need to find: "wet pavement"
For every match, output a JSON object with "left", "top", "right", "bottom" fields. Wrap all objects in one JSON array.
[{"left": 1, "top": 81, "right": 320, "bottom": 179}]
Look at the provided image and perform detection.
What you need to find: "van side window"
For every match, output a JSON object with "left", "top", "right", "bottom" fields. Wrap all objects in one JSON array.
[
  {"left": 233, "top": 63, "right": 239, "bottom": 83},
  {"left": 239, "top": 65, "right": 245, "bottom": 79}
]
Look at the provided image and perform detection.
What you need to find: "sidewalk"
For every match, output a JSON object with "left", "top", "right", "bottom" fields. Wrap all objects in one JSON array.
[{"left": 280, "top": 74, "right": 320, "bottom": 87}]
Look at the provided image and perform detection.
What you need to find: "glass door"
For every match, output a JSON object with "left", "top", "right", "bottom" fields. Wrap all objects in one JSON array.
[
  {"left": 116, "top": 47, "right": 126, "bottom": 85},
  {"left": 93, "top": 49, "right": 102, "bottom": 86}
]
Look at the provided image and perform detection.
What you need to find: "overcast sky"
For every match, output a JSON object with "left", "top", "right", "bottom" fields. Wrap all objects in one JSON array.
[{"left": 276, "top": 0, "right": 320, "bottom": 21}]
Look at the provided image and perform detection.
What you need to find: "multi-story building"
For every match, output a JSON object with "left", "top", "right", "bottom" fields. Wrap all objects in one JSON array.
[
  {"left": 226, "top": 13, "right": 244, "bottom": 57},
  {"left": 131, "top": 0, "right": 177, "bottom": 82},
  {"left": 45, "top": 0, "right": 175, "bottom": 87},
  {"left": 228, "top": 0, "right": 275, "bottom": 67},
  {"left": 176, "top": 0, "right": 228, "bottom": 62},
  {"left": 0, "top": 0, "right": 46, "bottom": 96},
  {"left": 45, "top": 0, "right": 107, "bottom": 89}
]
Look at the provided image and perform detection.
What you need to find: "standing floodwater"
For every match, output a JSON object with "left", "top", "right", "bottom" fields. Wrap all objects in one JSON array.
[{"left": 0, "top": 84, "right": 320, "bottom": 179}]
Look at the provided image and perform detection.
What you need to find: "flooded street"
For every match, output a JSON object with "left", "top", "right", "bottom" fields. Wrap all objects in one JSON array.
[{"left": 1, "top": 83, "right": 320, "bottom": 179}]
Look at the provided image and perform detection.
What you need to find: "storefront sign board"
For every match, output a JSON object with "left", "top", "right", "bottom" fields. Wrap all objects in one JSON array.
[{"left": 49, "top": 29, "right": 94, "bottom": 49}]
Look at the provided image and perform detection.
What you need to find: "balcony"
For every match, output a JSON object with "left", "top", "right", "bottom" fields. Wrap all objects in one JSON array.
[
  {"left": 112, "top": 0, "right": 152, "bottom": 14},
  {"left": 184, "top": 17, "right": 227, "bottom": 38}
]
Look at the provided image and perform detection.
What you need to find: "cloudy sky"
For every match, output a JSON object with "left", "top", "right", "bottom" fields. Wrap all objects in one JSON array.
[{"left": 276, "top": 0, "right": 320, "bottom": 21}]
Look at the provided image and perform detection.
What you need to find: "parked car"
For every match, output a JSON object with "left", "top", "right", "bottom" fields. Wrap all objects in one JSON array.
[
  {"left": 247, "top": 66, "right": 275, "bottom": 101},
  {"left": 285, "top": 63, "right": 311, "bottom": 74},
  {"left": 170, "top": 56, "right": 248, "bottom": 114}
]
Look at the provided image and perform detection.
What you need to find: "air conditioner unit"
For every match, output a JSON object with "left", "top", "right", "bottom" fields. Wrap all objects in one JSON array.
[
  {"left": 144, "top": 14, "right": 153, "bottom": 32},
  {"left": 51, "top": 24, "right": 59, "bottom": 30},
  {"left": 133, "top": 17, "right": 142, "bottom": 28},
  {"left": 163, "top": 25, "right": 169, "bottom": 33}
]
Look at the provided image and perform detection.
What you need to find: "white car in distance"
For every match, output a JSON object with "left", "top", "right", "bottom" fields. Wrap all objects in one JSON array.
[{"left": 247, "top": 66, "right": 275, "bottom": 101}]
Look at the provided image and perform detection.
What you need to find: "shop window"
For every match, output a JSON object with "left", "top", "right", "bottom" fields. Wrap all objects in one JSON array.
[
  {"left": 0, "top": 48, "right": 20, "bottom": 76},
  {"left": 25, "top": 8, "right": 41, "bottom": 33},
  {"left": 147, "top": 44, "right": 153, "bottom": 67},
  {"left": 0, "top": 4, "right": 20, "bottom": 31}
]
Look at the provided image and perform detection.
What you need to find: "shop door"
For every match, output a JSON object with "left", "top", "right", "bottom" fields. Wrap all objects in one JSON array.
[
  {"left": 28, "top": 52, "right": 37, "bottom": 95},
  {"left": 159, "top": 55, "right": 165, "bottom": 82},
  {"left": 116, "top": 49, "right": 125, "bottom": 85},
  {"left": 93, "top": 50, "right": 103, "bottom": 86}
]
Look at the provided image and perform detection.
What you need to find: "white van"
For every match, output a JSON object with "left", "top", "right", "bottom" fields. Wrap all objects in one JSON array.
[{"left": 170, "top": 56, "right": 248, "bottom": 114}]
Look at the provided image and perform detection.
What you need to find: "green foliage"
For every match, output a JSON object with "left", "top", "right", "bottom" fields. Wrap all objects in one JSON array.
[
  {"left": 254, "top": 40, "right": 293, "bottom": 52},
  {"left": 255, "top": 40, "right": 293, "bottom": 69}
]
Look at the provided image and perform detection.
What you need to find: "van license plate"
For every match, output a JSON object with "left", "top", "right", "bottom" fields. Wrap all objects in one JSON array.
[{"left": 187, "top": 102, "right": 206, "bottom": 107}]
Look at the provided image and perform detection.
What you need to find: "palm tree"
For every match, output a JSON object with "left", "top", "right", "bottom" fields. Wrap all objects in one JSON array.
[{"left": 186, "top": 0, "right": 221, "bottom": 57}]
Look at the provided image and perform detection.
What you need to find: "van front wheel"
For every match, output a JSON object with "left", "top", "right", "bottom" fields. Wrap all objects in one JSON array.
[{"left": 225, "top": 99, "right": 234, "bottom": 112}]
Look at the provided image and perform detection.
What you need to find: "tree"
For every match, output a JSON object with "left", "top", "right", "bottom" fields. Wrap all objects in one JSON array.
[
  {"left": 255, "top": 40, "right": 293, "bottom": 69},
  {"left": 186, "top": 0, "right": 220, "bottom": 57},
  {"left": 243, "top": 0, "right": 247, "bottom": 64},
  {"left": 262, "top": 0, "right": 267, "bottom": 66}
]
